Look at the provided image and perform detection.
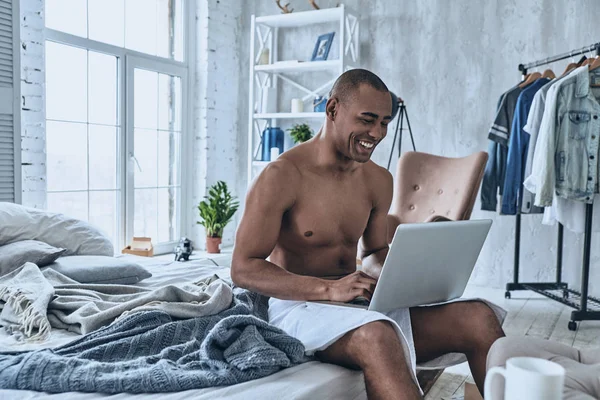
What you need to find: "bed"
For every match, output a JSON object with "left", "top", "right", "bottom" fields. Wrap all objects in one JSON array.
[{"left": 0, "top": 254, "right": 367, "bottom": 400}]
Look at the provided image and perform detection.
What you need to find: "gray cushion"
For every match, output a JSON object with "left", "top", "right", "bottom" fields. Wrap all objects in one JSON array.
[
  {"left": 0, "top": 240, "right": 66, "bottom": 276},
  {"left": 0, "top": 202, "right": 114, "bottom": 256},
  {"left": 43, "top": 255, "right": 152, "bottom": 285}
]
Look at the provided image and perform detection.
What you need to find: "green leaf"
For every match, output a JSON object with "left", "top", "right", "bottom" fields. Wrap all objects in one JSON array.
[{"left": 196, "top": 181, "right": 240, "bottom": 238}]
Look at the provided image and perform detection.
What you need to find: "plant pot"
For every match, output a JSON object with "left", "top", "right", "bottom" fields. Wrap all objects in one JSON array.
[{"left": 206, "top": 236, "right": 222, "bottom": 254}]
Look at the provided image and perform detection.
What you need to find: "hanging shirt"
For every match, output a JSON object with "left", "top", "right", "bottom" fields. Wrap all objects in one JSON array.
[
  {"left": 524, "top": 66, "right": 600, "bottom": 206},
  {"left": 481, "top": 86, "right": 518, "bottom": 211},
  {"left": 488, "top": 85, "right": 523, "bottom": 146},
  {"left": 521, "top": 79, "right": 556, "bottom": 214},
  {"left": 501, "top": 78, "right": 550, "bottom": 215},
  {"left": 541, "top": 193, "right": 600, "bottom": 233}
]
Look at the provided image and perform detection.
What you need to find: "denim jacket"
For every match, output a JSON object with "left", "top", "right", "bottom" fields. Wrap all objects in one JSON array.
[
  {"left": 501, "top": 78, "right": 549, "bottom": 214},
  {"left": 525, "top": 67, "right": 600, "bottom": 206}
]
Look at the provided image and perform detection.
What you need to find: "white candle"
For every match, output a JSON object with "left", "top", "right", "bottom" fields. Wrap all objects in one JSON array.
[
  {"left": 270, "top": 147, "right": 280, "bottom": 160},
  {"left": 291, "top": 98, "right": 303, "bottom": 113}
]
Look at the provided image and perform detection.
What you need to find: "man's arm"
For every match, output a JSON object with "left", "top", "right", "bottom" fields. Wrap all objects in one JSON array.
[
  {"left": 231, "top": 160, "right": 330, "bottom": 301},
  {"left": 359, "top": 168, "right": 394, "bottom": 280}
]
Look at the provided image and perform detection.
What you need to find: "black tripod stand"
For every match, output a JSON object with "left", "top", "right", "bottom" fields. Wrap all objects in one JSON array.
[{"left": 386, "top": 98, "right": 416, "bottom": 171}]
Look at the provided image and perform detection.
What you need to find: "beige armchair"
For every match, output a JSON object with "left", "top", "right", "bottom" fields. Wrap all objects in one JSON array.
[{"left": 387, "top": 151, "right": 488, "bottom": 243}]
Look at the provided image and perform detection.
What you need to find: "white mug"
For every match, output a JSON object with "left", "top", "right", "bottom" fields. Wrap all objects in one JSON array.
[{"left": 484, "top": 357, "right": 565, "bottom": 400}]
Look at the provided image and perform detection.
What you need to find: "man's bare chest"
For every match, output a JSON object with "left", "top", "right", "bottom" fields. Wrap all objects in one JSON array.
[{"left": 281, "top": 181, "right": 373, "bottom": 247}]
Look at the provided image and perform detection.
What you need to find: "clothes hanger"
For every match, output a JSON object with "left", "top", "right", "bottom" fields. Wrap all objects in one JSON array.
[
  {"left": 589, "top": 56, "right": 600, "bottom": 72},
  {"left": 519, "top": 71, "right": 541, "bottom": 88},
  {"left": 560, "top": 54, "right": 584, "bottom": 77},
  {"left": 541, "top": 69, "right": 556, "bottom": 79}
]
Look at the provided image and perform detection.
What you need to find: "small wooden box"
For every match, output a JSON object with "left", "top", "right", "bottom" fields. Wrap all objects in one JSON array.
[{"left": 122, "top": 237, "right": 154, "bottom": 257}]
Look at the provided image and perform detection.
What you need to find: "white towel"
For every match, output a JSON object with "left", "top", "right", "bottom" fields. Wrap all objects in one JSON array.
[{"left": 269, "top": 297, "right": 507, "bottom": 392}]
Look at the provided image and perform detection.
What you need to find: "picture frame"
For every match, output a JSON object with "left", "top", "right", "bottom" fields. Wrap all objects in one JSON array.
[{"left": 311, "top": 32, "right": 335, "bottom": 62}]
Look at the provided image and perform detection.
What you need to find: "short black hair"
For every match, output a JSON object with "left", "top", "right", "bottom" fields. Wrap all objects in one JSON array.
[{"left": 328, "top": 69, "right": 389, "bottom": 104}]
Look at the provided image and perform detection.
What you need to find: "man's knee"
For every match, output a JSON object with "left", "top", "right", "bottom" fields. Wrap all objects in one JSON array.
[
  {"left": 458, "top": 301, "right": 504, "bottom": 345},
  {"left": 354, "top": 320, "right": 398, "bottom": 345},
  {"left": 318, "top": 320, "right": 400, "bottom": 369}
]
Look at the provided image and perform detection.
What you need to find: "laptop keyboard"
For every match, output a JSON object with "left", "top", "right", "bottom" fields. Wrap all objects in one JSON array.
[{"left": 349, "top": 296, "right": 371, "bottom": 306}]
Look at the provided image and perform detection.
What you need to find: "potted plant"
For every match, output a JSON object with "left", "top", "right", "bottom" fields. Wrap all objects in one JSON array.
[
  {"left": 196, "top": 181, "right": 239, "bottom": 253},
  {"left": 288, "top": 123, "right": 314, "bottom": 144}
]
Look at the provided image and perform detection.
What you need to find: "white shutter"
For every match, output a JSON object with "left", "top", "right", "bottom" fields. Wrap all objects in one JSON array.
[{"left": 0, "top": 0, "right": 20, "bottom": 203}]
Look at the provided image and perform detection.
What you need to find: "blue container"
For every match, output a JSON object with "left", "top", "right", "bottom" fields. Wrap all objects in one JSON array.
[
  {"left": 261, "top": 127, "right": 284, "bottom": 161},
  {"left": 314, "top": 96, "right": 327, "bottom": 112}
]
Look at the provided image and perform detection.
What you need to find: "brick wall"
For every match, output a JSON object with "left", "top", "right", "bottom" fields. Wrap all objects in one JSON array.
[
  {"left": 19, "top": 0, "right": 45, "bottom": 209},
  {"left": 192, "top": 0, "right": 243, "bottom": 249}
]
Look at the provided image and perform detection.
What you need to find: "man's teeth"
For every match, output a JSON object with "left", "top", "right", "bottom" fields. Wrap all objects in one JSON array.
[{"left": 359, "top": 140, "right": 374, "bottom": 149}]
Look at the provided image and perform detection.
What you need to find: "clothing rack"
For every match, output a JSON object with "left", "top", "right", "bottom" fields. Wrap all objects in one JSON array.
[{"left": 505, "top": 42, "right": 600, "bottom": 331}]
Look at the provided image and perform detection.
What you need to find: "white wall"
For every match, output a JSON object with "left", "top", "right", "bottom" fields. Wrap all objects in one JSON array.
[
  {"left": 234, "top": 0, "right": 600, "bottom": 295},
  {"left": 20, "top": 0, "right": 46, "bottom": 209},
  {"left": 192, "top": 0, "right": 244, "bottom": 249}
]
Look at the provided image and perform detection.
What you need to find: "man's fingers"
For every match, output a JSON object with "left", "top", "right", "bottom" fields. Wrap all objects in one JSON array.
[
  {"left": 359, "top": 288, "right": 373, "bottom": 300},
  {"left": 353, "top": 281, "right": 375, "bottom": 294},
  {"left": 356, "top": 271, "right": 377, "bottom": 283},
  {"left": 351, "top": 288, "right": 372, "bottom": 301}
]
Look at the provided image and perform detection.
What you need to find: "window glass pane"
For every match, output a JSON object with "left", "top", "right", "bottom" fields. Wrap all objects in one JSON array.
[
  {"left": 48, "top": 192, "right": 88, "bottom": 222},
  {"left": 88, "top": 0, "right": 125, "bottom": 47},
  {"left": 174, "top": 0, "right": 184, "bottom": 61},
  {"left": 88, "top": 52, "right": 118, "bottom": 126},
  {"left": 134, "top": 188, "right": 158, "bottom": 240},
  {"left": 157, "top": 0, "right": 183, "bottom": 61},
  {"left": 158, "top": 131, "right": 179, "bottom": 186},
  {"left": 46, "top": 121, "right": 88, "bottom": 192},
  {"left": 134, "top": 129, "right": 158, "bottom": 188},
  {"left": 157, "top": 187, "right": 178, "bottom": 243},
  {"left": 134, "top": 69, "right": 158, "bottom": 129},
  {"left": 46, "top": 42, "right": 87, "bottom": 122},
  {"left": 125, "top": 0, "right": 158, "bottom": 56},
  {"left": 158, "top": 74, "right": 181, "bottom": 131},
  {"left": 45, "top": 0, "right": 87, "bottom": 37},
  {"left": 89, "top": 125, "right": 117, "bottom": 190},
  {"left": 89, "top": 191, "right": 118, "bottom": 245}
]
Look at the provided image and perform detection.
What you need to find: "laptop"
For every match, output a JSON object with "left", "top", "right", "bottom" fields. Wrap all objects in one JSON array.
[{"left": 316, "top": 219, "right": 492, "bottom": 313}]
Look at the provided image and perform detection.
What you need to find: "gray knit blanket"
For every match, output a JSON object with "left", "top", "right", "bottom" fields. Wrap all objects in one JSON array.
[{"left": 0, "top": 288, "right": 309, "bottom": 393}]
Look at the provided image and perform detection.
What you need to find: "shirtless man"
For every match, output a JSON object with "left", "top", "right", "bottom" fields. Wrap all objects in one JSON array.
[{"left": 231, "top": 69, "right": 504, "bottom": 399}]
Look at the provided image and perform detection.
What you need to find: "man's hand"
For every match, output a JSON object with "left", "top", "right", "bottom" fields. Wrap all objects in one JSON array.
[{"left": 326, "top": 271, "right": 377, "bottom": 302}]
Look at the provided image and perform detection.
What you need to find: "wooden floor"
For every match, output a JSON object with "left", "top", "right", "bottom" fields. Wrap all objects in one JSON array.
[{"left": 424, "top": 285, "right": 600, "bottom": 400}]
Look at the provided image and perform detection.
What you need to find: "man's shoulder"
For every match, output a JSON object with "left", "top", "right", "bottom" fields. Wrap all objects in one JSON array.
[
  {"left": 256, "top": 157, "right": 302, "bottom": 186},
  {"left": 363, "top": 161, "right": 393, "bottom": 184},
  {"left": 362, "top": 162, "right": 393, "bottom": 203}
]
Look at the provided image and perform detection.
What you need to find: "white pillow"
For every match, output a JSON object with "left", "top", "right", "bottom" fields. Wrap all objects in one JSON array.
[
  {"left": 0, "top": 240, "right": 66, "bottom": 276},
  {"left": 0, "top": 202, "right": 114, "bottom": 256},
  {"left": 42, "top": 255, "right": 152, "bottom": 284}
]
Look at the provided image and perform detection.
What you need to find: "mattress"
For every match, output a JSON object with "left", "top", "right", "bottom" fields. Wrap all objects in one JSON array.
[{"left": 0, "top": 254, "right": 367, "bottom": 400}]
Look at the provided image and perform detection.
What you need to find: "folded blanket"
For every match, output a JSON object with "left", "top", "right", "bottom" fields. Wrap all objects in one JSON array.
[
  {"left": 0, "top": 289, "right": 309, "bottom": 393},
  {"left": 0, "top": 263, "right": 233, "bottom": 340},
  {"left": 0, "top": 263, "right": 53, "bottom": 341}
]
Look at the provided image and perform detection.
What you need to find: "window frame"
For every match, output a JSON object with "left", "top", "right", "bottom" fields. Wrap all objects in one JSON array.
[{"left": 44, "top": 0, "right": 195, "bottom": 254}]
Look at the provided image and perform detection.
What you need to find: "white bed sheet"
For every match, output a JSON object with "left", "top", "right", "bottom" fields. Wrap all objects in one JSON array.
[{"left": 0, "top": 255, "right": 367, "bottom": 400}]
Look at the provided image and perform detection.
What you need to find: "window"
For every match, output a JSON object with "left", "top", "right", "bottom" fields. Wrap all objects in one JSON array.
[
  {"left": 45, "top": 0, "right": 190, "bottom": 253},
  {"left": 45, "top": 0, "right": 184, "bottom": 61},
  {"left": 129, "top": 65, "right": 183, "bottom": 245}
]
